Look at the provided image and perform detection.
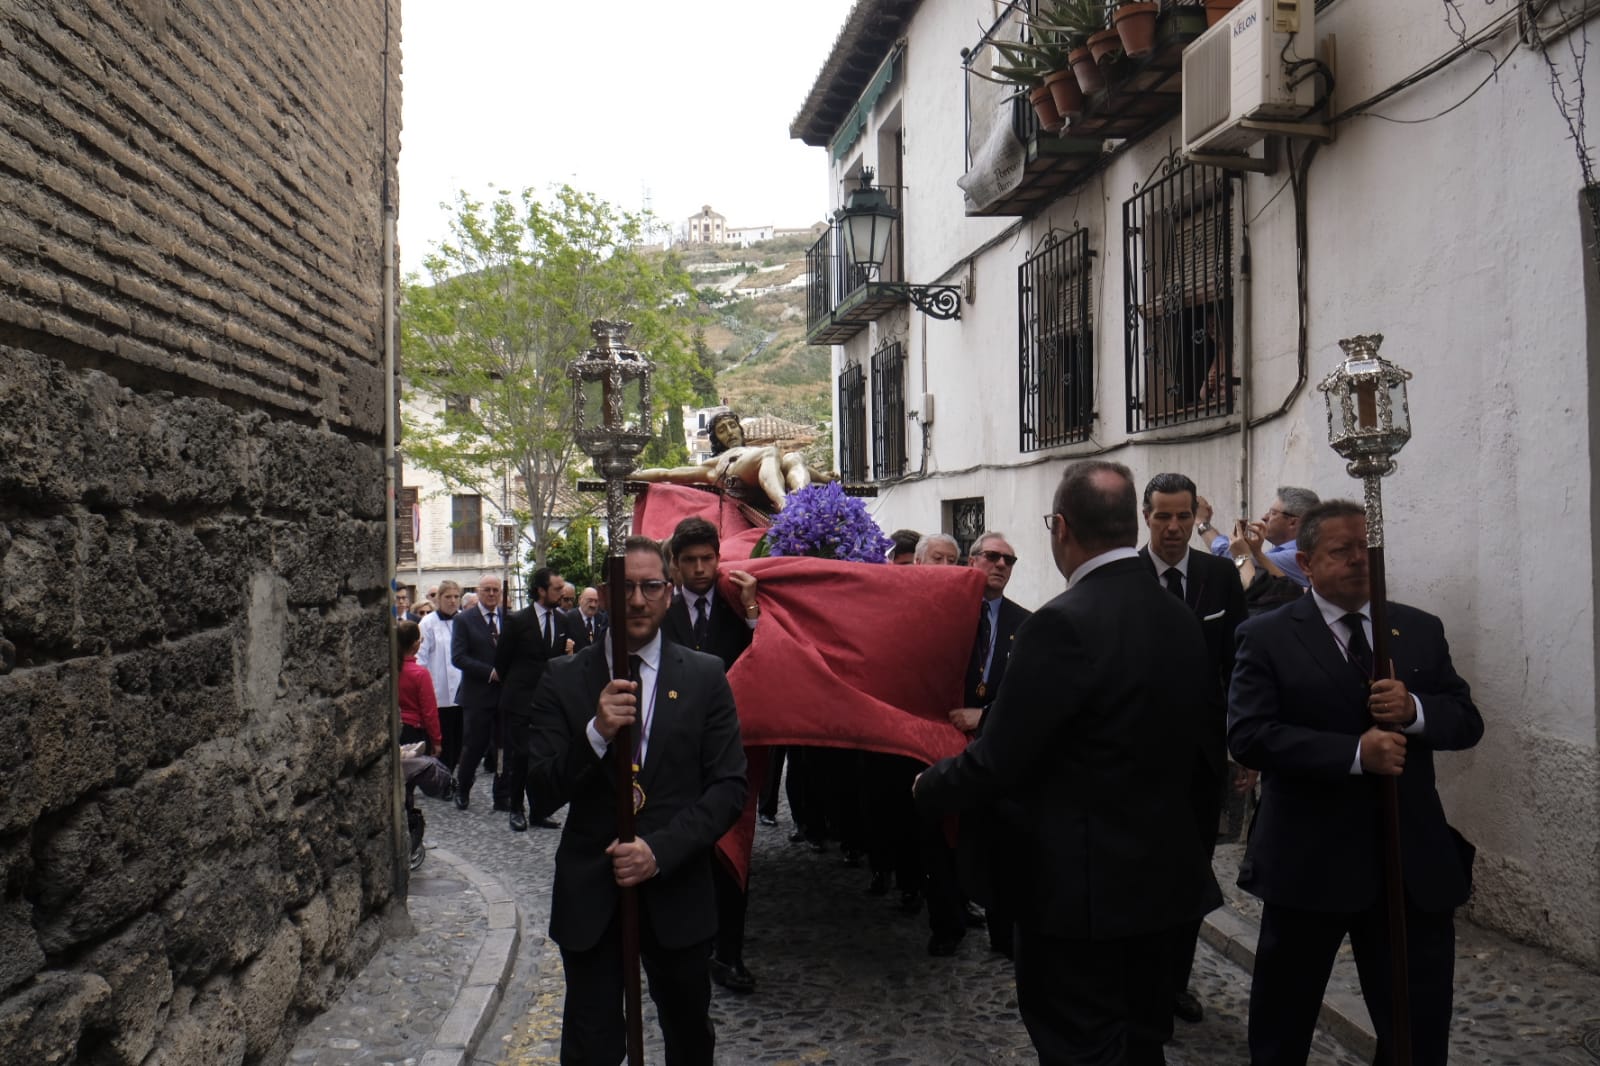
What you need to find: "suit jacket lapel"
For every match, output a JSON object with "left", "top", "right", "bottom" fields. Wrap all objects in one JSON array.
[
  {"left": 639, "top": 642, "right": 681, "bottom": 794},
  {"left": 1287, "top": 596, "right": 1368, "bottom": 697}
]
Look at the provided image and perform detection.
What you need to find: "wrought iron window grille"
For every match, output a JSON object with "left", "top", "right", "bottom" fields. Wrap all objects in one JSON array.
[
  {"left": 870, "top": 340, "right": 909, "bottom": 480},
  {"left": 1019, "top": 227, "right": 1096, "bottom": 451},
  {"left": 1123, "top": 157, "right": 1237, "bottom": 432},
  {"left": 838, "top": 362, "right": 868, "bottom": 483}
]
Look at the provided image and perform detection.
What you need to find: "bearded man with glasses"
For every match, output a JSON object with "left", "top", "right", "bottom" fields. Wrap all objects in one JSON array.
[{"left": 525, "top": 535, "right": 747, "bottom": 1066}]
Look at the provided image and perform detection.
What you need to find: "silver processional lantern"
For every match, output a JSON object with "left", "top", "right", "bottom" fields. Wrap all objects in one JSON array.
[
  {"left": 1317, "top": 332, "right": 1413, "bottom": 547},
  {"left": 567, "top": 319, "right": 655, "bottom": 552}
]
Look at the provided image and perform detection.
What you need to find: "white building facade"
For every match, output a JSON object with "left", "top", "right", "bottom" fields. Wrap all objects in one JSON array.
[{"left": 793, "top": 0, "right": 1600, "bottom": 964}]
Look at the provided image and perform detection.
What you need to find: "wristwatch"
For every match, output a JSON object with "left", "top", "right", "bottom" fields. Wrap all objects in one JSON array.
[
  {"left": 1197, "top": 521, "right": 1213, "bottom": 535},
  {"left": 1234, "top": 555, "right": 1250, "bottom": 569}
]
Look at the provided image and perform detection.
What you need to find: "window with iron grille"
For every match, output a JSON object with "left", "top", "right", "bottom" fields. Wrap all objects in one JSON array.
[
  {"left": 451, "top": 494, "right": 483, "bottom": 554},
  {"left": 870, "top": 341, "right": 908, "bottom": 479},
  {"left": 838, "top": 363, "right": 867, "bottom": 482},
  {"left": 1019, "top": 229, "right": 1095, "bottom": 451},
  {"left": 1123, "top": 163, "right": 1235, "bottom": 432},
  {"left": 397, "top": 486, "right": 418, "bottom": 564}
]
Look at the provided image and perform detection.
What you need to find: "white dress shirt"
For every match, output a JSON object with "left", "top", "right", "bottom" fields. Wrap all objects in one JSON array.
[
  {"left": 586, "top": 631, "right": 663, "bottom": 764},
  {"left": 1309, "top": 590, "right": 1426, "bottom": 774}
]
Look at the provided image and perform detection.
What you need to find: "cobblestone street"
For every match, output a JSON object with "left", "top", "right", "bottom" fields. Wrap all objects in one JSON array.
[{"left": 431, "top": 790, "right": 1364, "bottom": 1066}]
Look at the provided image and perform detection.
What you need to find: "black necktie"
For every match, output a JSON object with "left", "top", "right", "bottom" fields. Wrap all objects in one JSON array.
[
  {"left": 1163, "top": 567, "right": 1185, "bottom": 601},
  {"left": 586, "top": 616, "right": 594, "bottom": 638},
  {"left": 1341, "top": 612, "right": 1374, "bottom": 679},
  {"left": 693, "top": 597, "right": 709, "bottom": 648},
  {"left": 543, "top": 608, "right": 555, "bottom": 649},
  {"left": 971, "top": 602, "right": 993, "bottom": 685},
  {"left": 486, "top": 610, "right": 498, "bottom": 644}
]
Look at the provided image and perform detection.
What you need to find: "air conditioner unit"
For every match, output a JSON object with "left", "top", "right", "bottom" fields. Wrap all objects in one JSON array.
[{"left": 1182, "top": 0, "right": 1315, "bottom": 155}]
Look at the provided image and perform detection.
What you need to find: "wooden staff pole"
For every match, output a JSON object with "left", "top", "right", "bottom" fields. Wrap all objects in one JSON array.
[
  {"left": 1366, "top": 531, "right": 1412, "bottom": 1066},
  {"left": 605, "top": 551, "right": 644, "bottom": 1065}
]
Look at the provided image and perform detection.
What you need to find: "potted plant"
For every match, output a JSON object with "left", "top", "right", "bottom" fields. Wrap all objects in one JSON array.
[
  {"left": 1036, "top": 0, "right": 1108, "bottom": 94},
  {"left": 1112, "top": 0, "right": 1160, "bottom": 57},
  {"left": 1205, "top": 0, "right": 1243, "bottom": 26},
  {"left": 981, "top": 26, "right": 1082, "bottom": 129}
]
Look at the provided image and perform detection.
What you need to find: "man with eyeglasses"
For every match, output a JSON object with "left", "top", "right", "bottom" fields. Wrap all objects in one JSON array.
[
  {"left": 943, "top": 531, "right": 1033, "bottom": 960},
  {"left": 1228, "top": 500, "right": 1481, "bottom": 1066},
  {"left": 525, "top": 536, "right": 747, "bottom": 1066},
  {"left": 1137, "top": 473, "right": 1247, "bottom": 1027},
  {"left": 917, "top": 460, "right": 1222, "bottom": 1065},
  {"left": 1196, "top": 486, "right": 1320, "bottom": 589}
]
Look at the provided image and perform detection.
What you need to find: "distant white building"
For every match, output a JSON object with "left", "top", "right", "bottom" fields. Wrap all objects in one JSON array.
[
  {"left": 684, "top": 205, "right": 727, "bottom": 244},
  {"left": 727, "top": 224, "right": 775, "bottom": 246}
]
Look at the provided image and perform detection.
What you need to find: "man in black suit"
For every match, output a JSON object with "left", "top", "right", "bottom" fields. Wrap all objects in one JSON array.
[
  {"left": 451, "top": 574, "right": 509, "bottom": 812},
  {"left": 1137, "top": 472, "right": 1247, "bottom": 1025},
  {"left": 526, "top": 536, "right": 746, "bottom": 1066},
  {"left": 495, "top": 567, "right": 570, "bottom": 832},
  {"left": 915, "top": 460, "right": 1222, "bottom": 1065},
  {"left": 660, "top": 516, "right": 761, "bottom": 995},
  {"left": 1228, "top": 499, "right": 1483, "bottom": 1066},
  {"left": 938, "top": 530, "right": 1032, "bottom": 959},
  {"left": 565, "top": 586, "right": 607, "bottom": 650}
]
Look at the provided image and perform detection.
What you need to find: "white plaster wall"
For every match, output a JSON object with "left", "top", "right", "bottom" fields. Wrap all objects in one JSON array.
[{"left": 822, "top": 0, "right": 1600, "bottom": 962}]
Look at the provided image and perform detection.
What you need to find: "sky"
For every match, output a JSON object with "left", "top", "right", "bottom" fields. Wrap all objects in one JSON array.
[{"left": 396, "top": 0, "right": 861, "bottom": 275}]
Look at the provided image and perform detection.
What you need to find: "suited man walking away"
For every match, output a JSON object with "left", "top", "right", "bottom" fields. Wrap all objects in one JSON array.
[
  {"left": 915, "top": 460, "right": 1222, "bottom": 1066},
  {"left": 452, "top": 574, "right": 510, "bottom": 812},
  {"left": 526, "top": 536, "right": 747, "bottom": 1066},
  {"left": 495, "top": 566, "right": 570, "bottom": 832},
  {"left": 1228, "top": 499, "right": 1483, "bottom": 1066},
  {"left": 660, "top": 516, "right": 762, "bottom": 994},
  {"left": 1137, "top": 473, "right": 1247, "bottom": 1026}
]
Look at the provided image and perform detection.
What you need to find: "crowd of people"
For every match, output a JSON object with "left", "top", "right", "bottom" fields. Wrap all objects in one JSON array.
[{"left": 390, "top": 461, "right": 1481, "bottom": 1066}]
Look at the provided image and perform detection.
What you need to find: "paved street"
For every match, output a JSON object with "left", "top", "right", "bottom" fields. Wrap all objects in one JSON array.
[
  {"left": 432, "top": 789, "right": 1364, "bottom": 1066},
  {"left": 287, "top": 778, "right": 1600, "bottom": 1065}
]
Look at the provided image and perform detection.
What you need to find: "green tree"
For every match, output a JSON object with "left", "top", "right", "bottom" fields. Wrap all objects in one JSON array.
[
  {"left": 539, "top": 515, "right": 607, "bottom": 590},
  {"left": 402, "top": 186, "right": 700, "bottom": 566}
]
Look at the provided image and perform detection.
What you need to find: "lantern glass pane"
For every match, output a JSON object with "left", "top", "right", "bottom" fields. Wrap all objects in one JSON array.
[
  {"left": 1354, "top": 380, "right": 1380, "bottom": 432},
  {"left": 1388, "top": 379, "right": 1409, "bottom": 435},
  {"left": 621, "top": 375, "right": 646, "bottom": 434},
  {"left": 580, "top": 375, "right": 607, "bottom": 432}
]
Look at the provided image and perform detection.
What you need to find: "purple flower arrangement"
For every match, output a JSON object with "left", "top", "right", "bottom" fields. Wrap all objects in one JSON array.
[{"left": 755, "top": 482, "right": 893, "bottom": 564}]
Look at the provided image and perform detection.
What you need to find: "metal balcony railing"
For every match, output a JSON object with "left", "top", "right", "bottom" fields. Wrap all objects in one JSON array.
[{"left": 805, "top": 185, "right": 906, "bottom": 345}]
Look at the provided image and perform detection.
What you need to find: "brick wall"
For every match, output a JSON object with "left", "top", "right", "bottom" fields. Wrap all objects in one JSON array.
[{"left": 0, "top": 1, "right": 402, "bottom": 1062}]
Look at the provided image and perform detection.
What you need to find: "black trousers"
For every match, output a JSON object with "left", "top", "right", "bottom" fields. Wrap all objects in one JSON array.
[
  {"left": 921, "top": 813, "right": 965, "bottom": 939},
  {"left": 1249, "top": 898, "right": 1456, "bottom": 1066},
  {"left": 455, "top": 704, "right": 509, "bottom": 808},
  {"left": 437, "top": 704, "right": 463, "bottom": 773},
  {"left": 503, "top": 714, "right": 540, "bottom": 816},
  {"left": 864, "top": 753, "right": 922, "bottom": 890},
  {"left": 711, "top": 859, "right": 747, "bottom": 965},
  {"left": 1014, "top": 923, "right": 1181, "bottom": 1066},
  {"left": 758, "top": 748, "right": 785, "bottom": 819},
  {"left": 559, "top": 909, "right": 715, "bottom": 1066}
]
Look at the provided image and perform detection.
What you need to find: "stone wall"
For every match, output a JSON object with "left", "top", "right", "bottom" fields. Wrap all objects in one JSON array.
[{"left": 0, "top": 1, "right": 402, "bottom": 1063}]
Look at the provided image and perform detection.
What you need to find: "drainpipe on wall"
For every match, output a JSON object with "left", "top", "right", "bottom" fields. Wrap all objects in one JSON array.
[{"left": 1237, "top": 228, "right": 1253, "bottom": 524}]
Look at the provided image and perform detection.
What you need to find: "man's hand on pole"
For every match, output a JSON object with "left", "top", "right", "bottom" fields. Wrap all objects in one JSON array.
[{"left": 607, "top": 838, "right": 657, "bottom": 886}]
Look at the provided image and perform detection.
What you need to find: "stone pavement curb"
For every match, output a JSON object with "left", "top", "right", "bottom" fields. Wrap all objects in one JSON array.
[
  {"left": 419, "top": 847, "right": 522, "bottom": 1066},
  {"left": 1201, "top": 901, "right": 1378, "bottom": 1061}
]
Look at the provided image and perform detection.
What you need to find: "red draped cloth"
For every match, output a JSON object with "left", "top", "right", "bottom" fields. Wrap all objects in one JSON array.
[{"left": 632, "top": 485, "right": 984, "bottom": 886}]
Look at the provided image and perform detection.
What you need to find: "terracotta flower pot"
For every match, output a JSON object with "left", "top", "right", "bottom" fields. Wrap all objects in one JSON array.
[
  {"left": 1070, "top": 45, "right": 1104, "bottom": 94},
  {"left": 1029, "top": 84, "right": 1064, "bottom": 133},
  {"left": 1205, "top": 0, "right": 1243, "bottom": 26},
  {"left": 1088, "top": 27, "right": 1122, "bottom": 65},
  {"left": 1113, "top": 2, "right": 1160, "bottom": 58},
  {"left": 1044, "top": 68, "right": 1085, "bottom": 118}
]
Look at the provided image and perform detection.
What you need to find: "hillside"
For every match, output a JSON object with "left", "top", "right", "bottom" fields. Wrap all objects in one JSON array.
[{"left": 676, "top": 233, "right": 833, "bottom": 429}]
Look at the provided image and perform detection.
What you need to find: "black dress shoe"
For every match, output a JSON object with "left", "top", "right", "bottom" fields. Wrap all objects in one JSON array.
[
  {"left": 757, "top": 813, "right": 778, "bottom": 827},
  {"left": 807, "top": 838, "right": 826, "bottom": 854},
  {"left": 454, "top": 790, "right": 469, "bottom": 811},
  {"left": 533, "top": 817, "right": 561, "bottom": 829},
  {"left": 867, "top": 871, "right": 890, "bottom": 896},
  {"left": 1174, "top": 988, "right": 1204, "bottom": 1024},
  {"left": 509, "top": 811, "right": 528, "bottom": 832},
  {"left": 927, "top": 933, "right": 963, "bottom": 957},
  {"left": 963, "top": 903, "right": 987, "bottom": 928},
  {"left": 841, "top": 847, "right": 863, "bottom": 868},
  {"left": 898, "top": 890, "right": 923, "bottom": 916},
  {"left": 788, "top": 828, "right": 808, "bottom": 844},
  {"left": 708, "top": 957, "right": 756, "bottom": 993}
]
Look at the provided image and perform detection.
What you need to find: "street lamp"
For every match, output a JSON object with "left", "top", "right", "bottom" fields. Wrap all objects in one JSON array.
[
  {"left": 493, "top": 517, "right": 518, "bottom": 606},
  {"left": 566, "top": 318, "right": 653, "bottom": 1066},
  {"left": 1317, "top": 331, "right": 1415, "bottom": 1066},
  {"left": 835, "top": 169, "right": 962, "bottom": 320}
]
